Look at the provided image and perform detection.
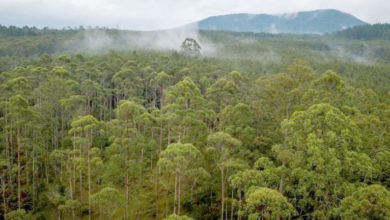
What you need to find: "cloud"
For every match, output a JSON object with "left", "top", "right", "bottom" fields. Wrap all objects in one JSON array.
[
  {"left": 278, "top": 12, "right": 299, "bottom": 20},
  {"left": 0, "top": 0, "right": 389, "bottom": 30}
]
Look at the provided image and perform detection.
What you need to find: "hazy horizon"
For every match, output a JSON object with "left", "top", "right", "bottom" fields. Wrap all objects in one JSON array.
[{"left": 1, "top": 0, "right": 389, "bottom": 31}]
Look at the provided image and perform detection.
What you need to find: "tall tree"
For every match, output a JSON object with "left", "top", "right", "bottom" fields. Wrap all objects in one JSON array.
[
  {"left": 158, "top": 143, "right": 203, "bottom": 216},
  {"left": 69, "top": 115, "right": 100, "bottom": 220},
  {"left": 207, "top": 132, "right": 242, "bottom": 220}
]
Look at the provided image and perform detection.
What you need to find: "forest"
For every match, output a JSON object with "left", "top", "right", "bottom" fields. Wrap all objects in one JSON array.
[{"left": 0, "top": 24, "right": 390, "bottom": 219}]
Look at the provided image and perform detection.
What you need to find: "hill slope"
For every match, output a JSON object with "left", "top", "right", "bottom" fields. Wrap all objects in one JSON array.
[
  {"left": 335, "top": 23, "right": 390, "bottom": 40},
  {"left": 193, "top": 9, "right": 367, "bottom": 34}
]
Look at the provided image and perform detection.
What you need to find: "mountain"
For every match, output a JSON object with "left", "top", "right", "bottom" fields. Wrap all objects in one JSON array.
[{"left": 191, "top": 9, "right": 368, "bottom": 34}]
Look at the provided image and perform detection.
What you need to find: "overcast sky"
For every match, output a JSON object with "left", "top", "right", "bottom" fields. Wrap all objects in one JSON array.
[{"left": 0, "top": 0, "right": 389, "bottom": 30}]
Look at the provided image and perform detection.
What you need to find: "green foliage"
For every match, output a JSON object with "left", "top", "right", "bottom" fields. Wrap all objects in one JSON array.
[
  {"left": 336, "top": 184, "right": 390, "bottom": 219},
  {"left": 0, "top": 27, "right": 389, "bottom": 220},
  {"left": 164, "top": 213, "right": 194, "bottom": 220},
  {"left": 5, "top": 209, "right": 32, "bottom": 220},
  {"left": 158, "top": 143, "right": 202, "bottom": 173},
  {"left": 244, "top": 187, "right": 296, "bottom": 219},
  {"left": 336, "top": 23, "right": 390, "bottom": 40},
  {"left": 91, "top": 187, "right": 125, "bottom": 218}
]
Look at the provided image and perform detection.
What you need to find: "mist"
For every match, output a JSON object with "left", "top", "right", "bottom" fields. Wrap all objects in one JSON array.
[
  {"left": 62, "top": 26, "right": 216, "bottom": 55},
  {"left": 59, "top": 26, "right": 381, "bottom": 67},
  {"left": 327, "top": 41, "right": 374, "bottom": 64}
]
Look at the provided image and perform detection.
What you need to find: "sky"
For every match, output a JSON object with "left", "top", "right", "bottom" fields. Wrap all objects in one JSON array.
[{"left": 0, "top": 0, "right": 389, "bottom": 30}]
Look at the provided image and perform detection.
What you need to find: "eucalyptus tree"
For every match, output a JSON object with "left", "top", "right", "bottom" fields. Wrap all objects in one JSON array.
[
  {"left": 60, "top": 95, "right": 87, "bottom": 121},
  {"left": 181, "top": 38, "right": 201, "bottom": 57},
  {"left": 0, "top": 72, "right": 47, "bottom": 216},
  {"left": 158, "top": 143, "right": 203, "bottom": 216},
  {"left": 273, "top": 103, "right": 370, "bottom": 218},
  {"left": 68, "top": 115, "right": 101, "bottom": 220},
  {"left": 0, "top": 159, "right": 9, "bottom": 219},
  {"left": 91, "top": 187, "right": 125, "bottom": 219},
  {"left": 151, "top": 71, "right": 171, "bottom": 108},
  {"left": 80, "top": 79, "right": 102, "bottom": 115},
  {"left": 303, "top": 70, "right": 357, "bottom": 109},
  {"left": 163, "top": 77, "right": 212, "bottom": 144},
  {"left": 49, "top": 149, "right": 81, "bottom": 219},
  {"left": 219, "top": 103, "right": 256, "bottom": 152},
  {"left": 112, "top": 67, "right": 137, "bottom": 102},
  {"left": 207, "top": 132, "right": 242, "bottom": 220},
  {"left": 4, "top": 94, "right": 37, "bottom": 212},
  {"left": 251, "top": 60, "right": 314, "bottom": 145},
  {"left": 336, "top": 184, "right": 390, "bottom": 219},
  {"left": 206, "top": 78, "right": 238, "bottom": 112},
  {"left": 228, "top": 157, "right": 276, "bottom": 218},
  {"left": 138, "top": 66, "right": 155, "bottom": 104},
  {"left": 106, "top": 100, "right": 147, "bottom": 218},
  {"left": 34, "top": 76, "right": 72, "bottom": 150},
  {"left": 244, "top": 187, "right": 296, "bottom": 220}
]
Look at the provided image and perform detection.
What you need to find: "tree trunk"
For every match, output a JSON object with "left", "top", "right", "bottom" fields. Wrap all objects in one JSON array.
[
  {"left": 159, "top": 119, "right": 163, "bottom": 152},
  {"left": 1, "top": 176, "right": 7, "bottom": 220},
  {"left": 156, "top": 167, "right": 160, "bottom": 218},
  {"left": 32, "top": 144, "right": 36, "bottom": 211},
  {"left": 126, "top": 144, "right": 129, "bottom": 220},
  {"left": 221, "top": 167, "right": 224, "bottom": 220},
  {"left": 57, "top": 207, "right": 61, "bottom": 220},
  {"left": 167, "top": 126, "right": 171, "bottom": 145},
  {"left": 45, "top": 148, "right": 49, "bottom": 184},
  {"left": 73, "top": 132, "right": 76, "bottom": 204},
  {"left": 174, "top": 172, "right": 177, "bottom": 214},
  {"left": 79, "top": 134, "right": 83, "bottom": 200},
  {"left": 225, "top": 194, "right": 228, "bottom": 220},
  {"left": 238, "top": 187, "right": 242, "bottom": 220},
  {"left": 279, "top": 163, "right": 285, "bottom": 193},
  {"left": 159, "top": 87, "right": 165, "bottom": 107},
  {"left": 178, "top": 175, "right": 181, "bottom": 215},
  {"left": 69, "top": 165, "right": 75, "bottom": 220},
  {"left": 87, "top": 131, "right": 92, "bottom": 220},
  {"left": 279, "top": 174, "right": 284, "bottom": 193},
  {"left": 17, "top": 129, "right": 22, "bottom": 211},
  {"left": 166, "top": 190, "right": 169, "bottom": 218},
  {"left": 230, "top": 189, "right": 234, "bottom": 220}
]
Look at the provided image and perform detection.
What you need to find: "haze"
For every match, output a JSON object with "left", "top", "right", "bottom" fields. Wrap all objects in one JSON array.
[{"left": 0, "top": 0, "right": 389, "bottom": 30}]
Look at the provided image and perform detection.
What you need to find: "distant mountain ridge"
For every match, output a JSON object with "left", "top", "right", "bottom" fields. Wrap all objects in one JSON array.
[{"left": 190, "top": 9, "right": 368, "bottom": 34}]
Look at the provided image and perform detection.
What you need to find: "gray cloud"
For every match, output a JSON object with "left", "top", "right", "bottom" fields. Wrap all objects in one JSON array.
[{"left": 0, "top": 0, "right": 389, "bottom": 30}]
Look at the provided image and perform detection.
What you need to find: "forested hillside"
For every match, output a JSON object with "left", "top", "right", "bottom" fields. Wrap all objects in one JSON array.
[
  {"left": 0, "top": 26, "right": 390, "bottom": 219},
  {"left": 336, "top": 24, "right": 390, "bottom": 40},
  {"left": 194, "top": 9, "right": 367, "bottom": 34}
]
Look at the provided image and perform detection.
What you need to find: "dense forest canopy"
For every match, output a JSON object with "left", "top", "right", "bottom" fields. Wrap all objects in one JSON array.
[
  {"left": 0, "top": 25, "right": 390, "bottom": 219},
  {"left": 335, "top": 24, "right": 390, "bottom": 40}
]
